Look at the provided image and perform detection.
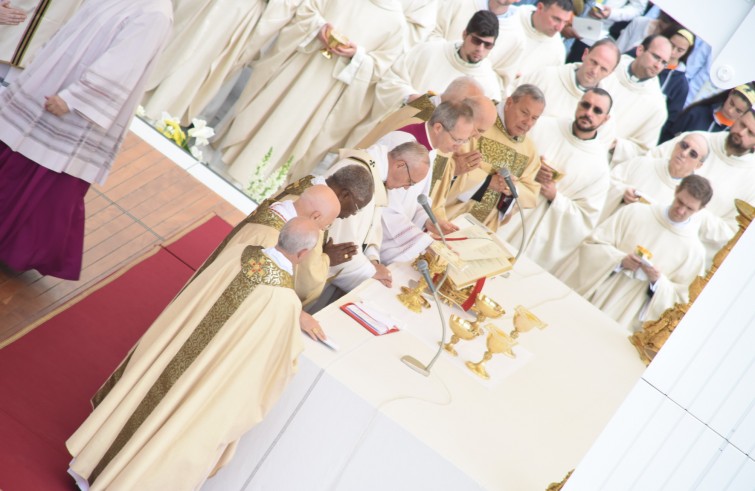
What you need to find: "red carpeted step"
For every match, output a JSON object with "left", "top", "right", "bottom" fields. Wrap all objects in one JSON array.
[{"left": 0, "top": 216, "right": 232, "bottom": 490}]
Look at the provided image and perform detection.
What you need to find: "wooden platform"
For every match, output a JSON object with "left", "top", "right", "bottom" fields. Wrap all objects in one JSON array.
[{"left": 0, "top": 132, "right": 245, "bottom": 345}]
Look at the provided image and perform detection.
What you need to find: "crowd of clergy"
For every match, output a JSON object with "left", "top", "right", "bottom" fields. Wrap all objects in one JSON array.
[{"left": 1, "top": 0, "right": 755, "bottom": 488}]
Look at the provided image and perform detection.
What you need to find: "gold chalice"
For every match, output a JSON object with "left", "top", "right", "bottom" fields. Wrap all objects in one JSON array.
[
  {"left": 466, "top": 325, "right": 517, "bottom": 379},
  {"left": 442, "top": 315, "right": 480, "bottom": 356},
  {"left": 320, "top": 29, "right": 349, "bottom": 59},
  {"left": 397, "top": 278, "right": 431, "bottom": 313},
  {"left": 511, "top": 305, "right": 547, "bottom": 340},
  {"left": 468, "top": 294, "right": 505, "bottom": 335}
]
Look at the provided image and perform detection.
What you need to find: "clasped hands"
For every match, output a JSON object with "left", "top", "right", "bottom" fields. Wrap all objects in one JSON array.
[
  {"left": 621, "top": 254, "right": 661, "bottom": 283},
  {"left": 535, "top": 158, "right": 557, "bottom": 201},
  {"left": 323, "top": 237, "right": 357, "bottom": 266},
  {"left": 452, "top": 150, "right": 482, "bottom": 175},
  {"left": 317, "top": 23, "right": 357, "bottom": 58}
]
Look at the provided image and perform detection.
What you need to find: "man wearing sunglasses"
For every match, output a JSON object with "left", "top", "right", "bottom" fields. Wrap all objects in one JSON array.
[
  {"left": 370, "top": 10, "right": 502, "bottom": 128},
  {"left": 488, "top": 0, "right": 574, "bottom": 90},
  {"left": 646, "top": 110, "right": 755, "bottom": 261},
  {"left": 604, "top": 133, "right": 709, "bottom": 221},
  {"left": 502, "top": 88, "right": 613, "bottom": 273}
]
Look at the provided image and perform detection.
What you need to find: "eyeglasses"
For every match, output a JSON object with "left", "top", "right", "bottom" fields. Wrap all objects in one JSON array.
[
  {"left": 441, "top": 123, "right": 470, "bottom": 145},
  {"left": 679, "top": 140, "right": 703, "bottom": 160},
  {"left": 578, "top": 100, "right": 605, "bottom": 115},
  {"left": 468, "top": 34, "right": 495, "bottom": 50},
  {"left": 404, "top": 164, "right": 416, "bottom": 187}
]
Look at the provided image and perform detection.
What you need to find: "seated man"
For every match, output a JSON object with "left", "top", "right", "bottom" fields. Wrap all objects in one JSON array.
[
  {"left": 67, "top": 217, "right": 321, "bottom": 489},
  {"left": 603, "top": 132, "right": 709, "bottom": 221},
  {"left": 559, "top": 175, "right": 712, "bottom": 333},
  {"left": 502, "top": 88, "right": 612, "bottom": 273},
  {"left": 439, "top": 84, "right": 545, "bottom": 231}
]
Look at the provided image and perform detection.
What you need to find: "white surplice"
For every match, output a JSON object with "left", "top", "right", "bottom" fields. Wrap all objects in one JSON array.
[
  {"left": 602, "top": 156, "right": 681, "bottom": 222},
  {"left": 559, "top": 203, "right": 705, "bottom": 332},
  {"left": 502, "top": 117, "right": 610, "bottom": 273}
]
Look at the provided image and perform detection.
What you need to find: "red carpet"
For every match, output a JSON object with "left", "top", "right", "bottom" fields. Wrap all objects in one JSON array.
[{"left": 0, "top": 216, "right": 232, "bottom": 491}]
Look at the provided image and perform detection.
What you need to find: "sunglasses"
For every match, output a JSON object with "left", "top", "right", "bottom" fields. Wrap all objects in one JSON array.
[
  {"left": 679, "top": 140, "right": 702, "bottom": 160},
  {"left": 578, "top": 100, "right": 606, "bottom": 115},
  {"left": 468, "top": 34, "right": 495, "bottom": 50}
]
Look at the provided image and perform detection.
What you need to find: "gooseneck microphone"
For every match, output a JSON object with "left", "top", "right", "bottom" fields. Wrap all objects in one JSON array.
[
  {"left": 498, "top": 168, "right": 526, "bottom": 261},
  {"left": 401, "top": 259, "right": 449, "bottom": 377},
  {"left": 417, "top": 193, "right": 450, "bottom": 289}
]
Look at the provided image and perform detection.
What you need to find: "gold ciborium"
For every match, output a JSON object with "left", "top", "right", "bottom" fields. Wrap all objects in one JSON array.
[
  {"left": 466, "top": 325, "right": 517, "bottom": 379},
  {"left": 442, "top": 315, "right": 480, "bottom": 356},
  {"left": 468, "top": 294, "right": 505, "bottom": 335},
  {"left": 319, "top": 29, "right": 349, "bottom": 59},
  {"left": 397, "top": 253, "right": 447, "bottom": 313}
]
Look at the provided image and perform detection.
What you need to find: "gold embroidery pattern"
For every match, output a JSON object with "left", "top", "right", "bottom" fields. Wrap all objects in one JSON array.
[
  {"left": 272, "top": 175, "right": 315, "bottom": 201},
  {"left": 90, "top": 247, "right": 292, "bottom": 483},
  {"left": 472, "top": 137, "right": 529, "bottom": 222},
  {"left": 430, "top": 155, "right": 449, "bottom": 190},
  {"left": 247, "top": 207, "right": 286, "bottom": 231},
  {"left": 407, "top": 93, "right": 436, "bottom": 121}
]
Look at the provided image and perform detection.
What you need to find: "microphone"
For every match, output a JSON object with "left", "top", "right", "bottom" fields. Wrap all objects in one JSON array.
[
  {"left": 401, "top": 259, "right": 448, "bottom": 377},
  {"left": 498, "top": 168, "right": 518, "bottom": 199},
  {"left": 417, "top": 194, "right": 450, "bottom": 289},
  {"left": 498, "top": 168, "right": 526, "bottom": 261}
]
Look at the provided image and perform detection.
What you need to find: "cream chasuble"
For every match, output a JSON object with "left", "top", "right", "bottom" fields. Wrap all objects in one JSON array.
[
  {"left": 502, "top": 117, "right": 610, "bottom": 272},
  {"left": 559, "top": 204, "right": 705, "bottom": 332},
  {"left": 602, "top": 156, "right": 680, "bottom": 222},
  {"left": 0, "top": 0, "right": 83, "bottom": 67},
  {"left": 325, "top": 149, "right": 388, "bottom": 291},
  {"left": 601, "top": 55, "right": 667, "bottom": 164},
  {"left": 488, "top": 6, "right": 566, "bottom": 91},
  {"left": 372, "top": 39, "right": 503, "bottom": 123},
  {"left": 349, "top": 92, "right": 438, "bottom": 149},
  {"left": 67, "top": 245, "right": 302, "bottom": 490},
  {"left": 141, "top": 0, "right": 267, "bottom": 124},
  {"left": 232, "top": 0, "right": 305, "bottom": 70},
  {"left": 440, "top": 112, "right": 541, "bottom": 231},
  {"left": 215, "top": 0, "right": 405, "bottom": 185},
  {"left": 647, "top": 131, "right": 755, "bottom": 256}
]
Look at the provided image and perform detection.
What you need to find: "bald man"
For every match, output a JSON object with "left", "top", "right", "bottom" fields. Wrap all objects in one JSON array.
[
  {"left": 603, "top": 133, "right": 710, "bottom": 222},
  {"left": 67, "top": 217, "right": 323, "bottom": 489}
]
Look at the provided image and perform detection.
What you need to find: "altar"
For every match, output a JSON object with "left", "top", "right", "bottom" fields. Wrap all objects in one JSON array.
[{"left": 202, "top": 247, "right": 646, "bottom": 490}]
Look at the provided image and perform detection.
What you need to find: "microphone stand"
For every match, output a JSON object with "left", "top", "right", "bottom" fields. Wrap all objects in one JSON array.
[{"left": 401, "top": 260, "right": 448, "bottom": 377}]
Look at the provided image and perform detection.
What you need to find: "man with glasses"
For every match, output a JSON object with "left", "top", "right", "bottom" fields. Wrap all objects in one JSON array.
[
  {"left": 488, "top": 0, "right": 573, "bottom": 91},
  {"left": 646, "top": 110, "right": 755, "bottom": 261},
  {"left": 432, "top": 0, "right": 521, "bottom": 43},
  {"left": 604, "top": 132, "right": 709, "bottom": 222},
  {"left": 601, "top": 34, "right": 672, "bottom": 164},
  {"left": 502, "top": 88, "right": 613, "bottom": 273},
  {"left": 439, "top": 84, "right": 545, "bottom": 231},
  {"left": 369, "top": 10, "right": 503, "bottom": 131}
]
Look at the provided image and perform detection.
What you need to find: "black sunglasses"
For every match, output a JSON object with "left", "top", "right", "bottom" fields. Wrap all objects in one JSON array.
[
  {"left": 469, "top": 34, "right": 495, "bottom": 50},
  {"left": 579, "top": 100, "right": 605, "bottom": 115}
]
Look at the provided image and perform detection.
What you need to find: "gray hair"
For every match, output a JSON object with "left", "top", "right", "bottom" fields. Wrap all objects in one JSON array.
[
  {"left": 510, "top": 84, "right": 546, "bottom": 104},
  {"left": 278, "top": 218, "right": 318, "bottom": 255},
  {"left": 388, "top": 141, "right": 430, "bottom": 169},
  {"left": 443, "top": 76, "right": 485, "bottom": 100},
  {"left": 428, "top": 100, "right": 474, "bottom": 130},
  {"left": 329, "top": 164, "right": 375, "bottom": 205}
]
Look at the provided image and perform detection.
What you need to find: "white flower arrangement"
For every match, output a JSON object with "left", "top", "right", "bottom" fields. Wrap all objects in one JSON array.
[
  {"left": 137, "top": 107, "right": 214, "bottom": 165},
  {"left": 245, "top": 148, "right": 294, "bottom": 203}
]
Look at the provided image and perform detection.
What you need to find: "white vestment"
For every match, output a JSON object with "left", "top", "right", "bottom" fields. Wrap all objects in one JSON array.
[
  {"left": 398, "top": 0, "right": 438, "bottom": 48},
  {"left": 601, "top": 55, "right": 667, "bottom": 164},
  {"left": 648, "top": 131, "right": 755, "bottom": 256},
  {"left": 602, "top": 156, "right": 681, "bottom": 222},
  {"left": 560, "top": 203, "right": 705, "bottom": 332},
  {"left": 372, "top": 39, "right": 503, "bottom": 122},
  {"left": 488, "top": 5, "right": 566, "bottom": 91},
  {"left": 502, "top": 117, "right": 610, "bottom": 272},
  {"left": 376, "top": 132, "right": 435, "bottom": 264},
  {"left": 430, "top": 0, "right": 519, "bottom": 42},
  {"left": 141, "top": 0, "right": 267, "bottom": 124},
  {"left": 517, "top": 63, "right": 589, "bottom": 119},
  {"left": 216, "top": 0, "right": 405, "bottom": 185}
]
